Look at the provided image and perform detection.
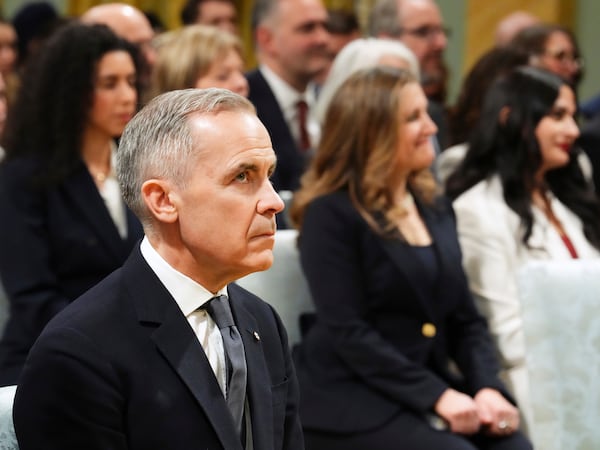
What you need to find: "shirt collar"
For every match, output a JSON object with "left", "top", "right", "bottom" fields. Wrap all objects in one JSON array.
[
  {"left": 140, "top": 237, "right": 228, "bottom": 317},
  {"left": 259, "top": 64, "right": 308, "bottom": 112}
]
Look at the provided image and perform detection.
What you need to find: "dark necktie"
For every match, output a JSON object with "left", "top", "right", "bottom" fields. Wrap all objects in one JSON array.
[
  {"left": 205, "top": 295, "right": 247, "bottom": 436},
  {"left": 296, "top": 99, "right": 311, "bottom": 152}
]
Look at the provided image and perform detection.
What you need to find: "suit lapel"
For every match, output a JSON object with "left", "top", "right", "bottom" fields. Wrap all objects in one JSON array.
[
  {"left": 229, "top": 286, "right": 273, "bottom": 450},
  {"left": 151, "top": 307, "right": 244, "bottom": 450},
  {"left": 125, "top": 250, "right": 243, "bottom": 450},
  {"left": 62, "top": 163, "right": 130, "bottom": 261}
]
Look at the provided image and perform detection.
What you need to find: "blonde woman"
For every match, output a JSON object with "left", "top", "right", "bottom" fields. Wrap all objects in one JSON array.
[
  {"left": 290, "top": 67, "right": 532, "bottom": 450},
  {"left": 151, "top": 24, "right": 247, "bottom": 98}
]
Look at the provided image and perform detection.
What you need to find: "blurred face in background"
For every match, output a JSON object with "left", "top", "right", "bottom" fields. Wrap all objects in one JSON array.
[
  {"left": 194, "top": 48, "right": 249, "bottom": 97},
  {"left": 0, "top": 22, "right": 16, "bottom": 77},
  {"left": 197, "top": 0, "right": 238, "bottom": 35},
  {"left": 0, "top": 73, "right": 7, "bottom": 137},
  {"left": 534, "top": 31, "right": 582, "bottom": 85},
  {"left": 258, "top": 0, "right": 330, "bottom": 90},
  {"left": 396, "top": 0, "right": 447, "bottom": 91},
  {"left": 87, "top": 50, "right": 137, "bottom": 138}
]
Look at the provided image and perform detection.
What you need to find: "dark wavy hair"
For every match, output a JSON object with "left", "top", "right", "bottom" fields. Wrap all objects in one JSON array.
[
  {"left": 448, "top": 47, "right": 529, "bottom": 146},
  {"left": 446, "top": 66, "right": 600, "bottom": 249},
  {"left": 2, "top": 22, "right": 141, "bottom": 184}
]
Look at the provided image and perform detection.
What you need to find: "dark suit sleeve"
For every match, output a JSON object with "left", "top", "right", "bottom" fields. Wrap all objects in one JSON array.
[
  {"left": 299, "top": 197, "right": 448, "bottom": 413},
  {"left": 0, "top": 162, "right": 70, "bottom": 333},
  {"left": 13, "top": 326, "right": 127, "bottom": 450}
]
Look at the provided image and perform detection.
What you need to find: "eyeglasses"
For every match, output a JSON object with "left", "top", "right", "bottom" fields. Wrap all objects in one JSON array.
[
  {"left": 542, "top": 49, "right": 584, "bottom": 68},
  {"left": 398, "top": 25, "right": 451, "bottom": 41}
]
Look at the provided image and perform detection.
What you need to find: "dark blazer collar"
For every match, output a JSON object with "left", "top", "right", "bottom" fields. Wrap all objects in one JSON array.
[
  {"left": 63, "top": 161, "right": 138, "bottom": 262},
  {"left": 125, "top": 249, "right": 273, "bottom": 450}
]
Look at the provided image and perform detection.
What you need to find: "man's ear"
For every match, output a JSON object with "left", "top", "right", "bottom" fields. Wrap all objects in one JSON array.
[
  {"left": 141, "top": 179, "right": 178, "bottom": 224},
  {"left": 255, "top": 24, "right": 274, "bottom": 53}
]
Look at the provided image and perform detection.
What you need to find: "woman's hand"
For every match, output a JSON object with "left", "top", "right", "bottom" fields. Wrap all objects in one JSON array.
[
  {"left": 434, "top": 388, "right": 480, "bottom": 435},
  {"left": 474, "top": 387, "right": 520, "bottom": 436}
]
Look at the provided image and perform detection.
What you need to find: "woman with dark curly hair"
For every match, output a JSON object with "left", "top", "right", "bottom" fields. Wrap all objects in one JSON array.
[
  {"left": 0, "top": 22, "right": 143, "bottom": 385},
  {"left": 446, "top": 66, "right": 600, "bottom": 435},
  {"left": 291, "top": 66, "right": 531, "bottom": 450}
]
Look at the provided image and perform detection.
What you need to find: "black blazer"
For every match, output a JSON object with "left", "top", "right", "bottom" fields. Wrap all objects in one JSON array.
[
  {"left": 294, "top": 191, "right": 507, "bottom": 433},
  {"left": 246, "top": 69, "right": 309, "bottom": 193},
  {"left": 13, "top": 246, "right": 304, "bottom": 450},
  {"left": 0, "top": 157, "right": 142, "bottom": 385}
]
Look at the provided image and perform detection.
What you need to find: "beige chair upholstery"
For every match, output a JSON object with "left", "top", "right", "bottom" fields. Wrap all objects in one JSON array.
[
  {"left": 516, "top": 259, "right": 600, "bottom": 450},
  {"left": 236, "top": 229, "right": 314, "bottom": 347},
  {"left": 0, "top": 385, "right": 17, "bottom": 450}
]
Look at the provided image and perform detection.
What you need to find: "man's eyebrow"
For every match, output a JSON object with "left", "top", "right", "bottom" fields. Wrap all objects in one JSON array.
[
  {"left": 227, "top": 155, "right": 278, "bottom": 175},
  {"left": 232, "top": 162, "right": 258, "bottom": 172}
]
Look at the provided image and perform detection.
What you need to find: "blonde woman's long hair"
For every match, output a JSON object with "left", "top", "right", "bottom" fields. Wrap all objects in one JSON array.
[{"left": 290, "top": 66, "right": 438, "bottom": 236}]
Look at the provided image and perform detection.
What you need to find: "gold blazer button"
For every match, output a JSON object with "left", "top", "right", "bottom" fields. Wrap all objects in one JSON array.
[{"left": 422, "top": 323, "right": 436, "bottom": 338}]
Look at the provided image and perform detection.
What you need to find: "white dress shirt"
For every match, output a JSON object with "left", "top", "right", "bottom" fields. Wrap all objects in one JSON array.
[
  {"left": 259, "top": 64, "right": 320, "bottom": 150},
  {"left": 97, "top": 142, "right": 128, "bottom": 239},
  {"left": 140, "top": 237, "right": 228, "bottom": 396}
]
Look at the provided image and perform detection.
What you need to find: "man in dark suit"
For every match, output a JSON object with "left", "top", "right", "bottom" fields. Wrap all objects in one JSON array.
[
  {"left": 247, "top": 0, "right": 330, "bottom": 193},
  {"left": 13, "top": 89, "right": 303, "bottom": 450},
  {"left": 369, "top": 0, "right": 450, "bottom": 149}
]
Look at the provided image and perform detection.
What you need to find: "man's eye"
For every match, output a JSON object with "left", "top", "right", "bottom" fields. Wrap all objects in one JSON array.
[{"left": 236, "top": 172, "right": 248, "bottom": 182}]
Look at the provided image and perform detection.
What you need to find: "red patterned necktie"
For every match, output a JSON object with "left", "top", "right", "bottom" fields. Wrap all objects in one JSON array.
[{"left": 296, "top": 99, "right": 311, "bottom": 151}]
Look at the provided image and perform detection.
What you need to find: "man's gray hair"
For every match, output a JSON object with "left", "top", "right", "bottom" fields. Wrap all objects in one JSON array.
[
  {"left": 368, "top": 0, "right": 402, "bottom": 37},
  {"left": 251, "top": 0, "right": 278, "bottom": 31},
  {"left": 117, "top": 88, "right": 255, "bottom": 229}
]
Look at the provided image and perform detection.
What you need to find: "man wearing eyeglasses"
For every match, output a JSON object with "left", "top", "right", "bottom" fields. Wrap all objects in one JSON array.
[{"left": 369, "top": 0, "right": 450, "bottom": 150}]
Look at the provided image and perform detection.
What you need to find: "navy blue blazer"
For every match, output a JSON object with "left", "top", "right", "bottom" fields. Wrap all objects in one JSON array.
[
  {"left": 0, "top": 157, "right": 142, "bottom": 385},
  {"left": 294, "top": 190, "right": 508, "bottom": 433},
  {"left": 246, "top": 69, "right": 310, "bottom": 192},
  {"left": 13, "top": 246, "right": 304, "bottom": 450}
]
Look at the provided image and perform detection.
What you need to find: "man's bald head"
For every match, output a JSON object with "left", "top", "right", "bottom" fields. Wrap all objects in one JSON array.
[
  {"left": 81, "top": 3, "right": 156, "bottom": 90},
  {"left": 495, "top": 11, "right": 540, "bottom": 47},
  {"left": 81, "top": 3, "right": 156, "bottom": 67},
  {"left": 82, "top": 3, "right": 152, "bottom": 44}
]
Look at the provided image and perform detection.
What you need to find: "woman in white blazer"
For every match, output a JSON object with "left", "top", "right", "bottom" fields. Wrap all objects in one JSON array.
[{"left": 446, "top": 67, "right": 600, "bottom": 434}]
